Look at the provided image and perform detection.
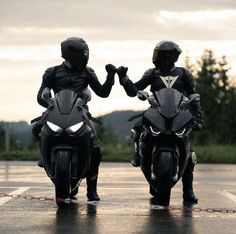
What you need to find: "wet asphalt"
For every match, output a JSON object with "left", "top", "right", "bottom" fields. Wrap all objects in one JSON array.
[{"left": 0, "top": 161, "right": 236, "bottom": 234}]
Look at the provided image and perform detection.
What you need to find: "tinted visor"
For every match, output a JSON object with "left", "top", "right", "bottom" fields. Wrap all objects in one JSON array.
[
  {"left": 153, "top": 49, "right": 177, "bottom": 63},
  {"left": 69, "top": 48, "right": 89, "bottom": 68}
]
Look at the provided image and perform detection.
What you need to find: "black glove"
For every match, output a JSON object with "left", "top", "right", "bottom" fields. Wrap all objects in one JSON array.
[
  {"left": 190, "top": 100, "right": 203, "bottom": 119},
  {"left": 192, "top": 118, "right": 204, "bottom": 130},
  {"left": 105, "top": 64, "right": 117, "bottom": 78},
  {"left": 117, "top": 66, "right": 128, "bottom": 85}
]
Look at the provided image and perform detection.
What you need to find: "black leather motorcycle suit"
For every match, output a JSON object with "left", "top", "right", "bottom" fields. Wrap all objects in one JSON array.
[
  {"left": 122, "top": 66, "right": 196, "bottom": 97},
  {"left": 122, "top": 66, "right": 202, "bottom": 127},
  {"left": 37, "top": 63, "right": 114, "bottom": 108},
  {"left": 121, "top": 66, "right": 201, "bottom": 202},
  {"left": 34, "top": 62, "right": 114, "bottom": 199}
]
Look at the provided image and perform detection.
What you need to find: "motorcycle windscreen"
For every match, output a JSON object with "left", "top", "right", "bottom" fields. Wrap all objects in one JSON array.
[
  {"left": 143, "top": 107, "right": 166, "bottom": 131},
  {"left": 172, "top": 109, "right": 193, "bottom": 132},
  {"left": 155, "top": 88, "right": 183, "bottom": 118},
  {"left": 55, "top": 89, "right": 78, "bottom": 114}
]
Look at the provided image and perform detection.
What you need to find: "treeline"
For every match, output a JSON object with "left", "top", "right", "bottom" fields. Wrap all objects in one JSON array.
[
  {"left": 0, "top": 49, "right": 235, "bottom": 163},
  {"left": 186, "top": 49, "right": 236, "bottom": 144}
]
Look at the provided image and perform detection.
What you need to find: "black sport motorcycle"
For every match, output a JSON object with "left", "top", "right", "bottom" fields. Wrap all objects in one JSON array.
[
  {"left": 32, "top": 88, "right": 100, "bottom": 207},
  {"left": 132, "top": 88, "right": 201, "bottom": 206}
]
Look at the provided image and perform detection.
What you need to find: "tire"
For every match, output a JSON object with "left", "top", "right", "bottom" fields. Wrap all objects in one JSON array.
[
  {"left": 156, "top": 152, "right": 173, "bottom": 206},
  {"left": 55, "top": 150, "right": 71, "bottom": 208}
]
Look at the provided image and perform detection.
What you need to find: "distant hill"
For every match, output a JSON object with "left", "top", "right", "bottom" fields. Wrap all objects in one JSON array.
[
  {"left": 0, "top": 110, "right": 144, "bottom": 147},
  {"left": 99, "top": 110, "right": 143, "bottom": 143},
  {"left": 0, "top": 121, "right": 32, "bottom": 147}
]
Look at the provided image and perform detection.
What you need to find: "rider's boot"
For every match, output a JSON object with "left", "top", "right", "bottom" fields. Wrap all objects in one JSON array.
[
  {"left": 130, "top": 129, "right": 141, "bottom": 167},
  {"left": 37, "top": 158, "right": 43, "bottom": 168},
  {"left": 131, "top": 143, "right": 141, "bottom": 167},
  {"left": 86, "top": 175, "right": 100, "bottom": 201},
  {"left": 182, "top": 154, "right": 198, "bottom": 203},
  {"left": 86, "top": 147, "right": 101, "bottom": 201},
  {"left": 32, "top": 122, "right": 44, "bottom": 168}
]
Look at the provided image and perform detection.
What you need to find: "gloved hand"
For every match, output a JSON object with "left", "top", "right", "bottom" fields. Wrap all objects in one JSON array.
[
  {"left": 190, "top": 100, "right": 203, "bottom": 119},
  {"left": 117, "top": 66, "right": 128, "bottom": 85},
  {"left": 192, "top": 118, "right": 203, "bottom": 130},
  {"left": 105, "top": 64, "right": 117, "bottom": 78}
]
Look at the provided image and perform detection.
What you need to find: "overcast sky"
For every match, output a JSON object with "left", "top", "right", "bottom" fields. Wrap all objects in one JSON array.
[{"left": 0, "top": 0, "right": 236, "bottom": 122}]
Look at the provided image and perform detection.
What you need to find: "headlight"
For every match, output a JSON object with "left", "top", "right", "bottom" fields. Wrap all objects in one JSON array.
[
  {"left": 47, "top": 121, "right": 63, "bottom": 133},
  {"left": 150, "top": 126, "right": 161, "bottom": 136},
  {"left": 175, "top": 128, "right": 186, "bottom": 138},
  {"left": 66, "top": 122, "right": 83, "bottom": 133}
]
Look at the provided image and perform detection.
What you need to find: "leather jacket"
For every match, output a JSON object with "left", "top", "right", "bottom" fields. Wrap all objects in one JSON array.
[{"left": 37, "top": 63, "right": 114, "bottom": 108}]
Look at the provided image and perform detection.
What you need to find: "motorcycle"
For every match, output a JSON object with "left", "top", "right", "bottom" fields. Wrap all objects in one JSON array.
[
  {"left": 131, "top": 88, "right": 201, "bottom": 206},
  {"left": 32, "top": 88, "right": 101, "bottom": 207}
]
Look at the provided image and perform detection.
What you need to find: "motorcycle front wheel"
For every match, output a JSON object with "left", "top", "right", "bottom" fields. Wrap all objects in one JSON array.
[
  {"left": 55, "top": 150, "right": 71, "bottom": 208},
  {"left": 156, "top": 151, "right": 173, "bottom": 206}
]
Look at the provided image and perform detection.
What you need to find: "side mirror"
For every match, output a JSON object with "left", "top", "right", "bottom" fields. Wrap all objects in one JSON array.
[
  {"left": 82, "top": 88, "right": 92, "bottom": 103},
  {"left": 41, "top": 87, "right": 51, "bottom": 102},
  {"left": 187, "top": 93, "right": 200, "bottom": 105},
  {"left": 137, "top": 90, "right": 149, "bottom": 101}
]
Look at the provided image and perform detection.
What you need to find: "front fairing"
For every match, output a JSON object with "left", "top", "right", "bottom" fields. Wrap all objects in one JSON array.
[
  {"left": 40, "top": 89, "right": 92, "bottom": 179},
  {"left": 172, "top": 109, "right": 193, "bottom": 132},
  {"left": 140, "top": 88, "right": 193, "bottom": 188},
  {"left": 47, "top": 99, "right": 84, "bottom": 130},
  {"left": 143, "top": 107, "right": 165, "bottom": 132},
  {"left": 155, "top": 88, "right": 183, "bottom": 118}
]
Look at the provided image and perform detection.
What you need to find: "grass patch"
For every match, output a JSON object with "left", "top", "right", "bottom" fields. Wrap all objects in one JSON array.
[
  {"left": 0, "top": 144, "right": 235, "bottom": 164},
  {"left": 193, "top": 144, "right": 236, "bottom": 164},
  {"left": 0, "top": 149, "right": 40, "bottom": 161}
]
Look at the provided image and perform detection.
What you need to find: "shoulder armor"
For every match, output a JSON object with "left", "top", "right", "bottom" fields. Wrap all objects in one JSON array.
[
  {"left": 144, "top": 68, "right": 155, "bottom": 76},
  {"left": 43, "top": 66, "right": 56, "bottom": 78},
  {"left": 86, "top": 66, "right": 97, "bottom": 79}
]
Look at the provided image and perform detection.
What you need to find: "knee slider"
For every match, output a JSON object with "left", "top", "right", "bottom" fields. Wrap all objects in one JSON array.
[
  {"left": 130, "top": 129, "right": 138, "bottom": 142},
  {"left": 191, "top": 151, "right": 197, "bottom": 165}
]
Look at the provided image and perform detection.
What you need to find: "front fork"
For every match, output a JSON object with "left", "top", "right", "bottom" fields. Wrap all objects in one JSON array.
[{"left": 139, "top": 130, "right": 179, "bottom": 186}]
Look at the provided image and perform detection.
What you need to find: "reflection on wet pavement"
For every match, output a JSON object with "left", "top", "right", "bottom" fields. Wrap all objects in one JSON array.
[{"left": 0, "top": 162, "right": 235, "bottom": 234}]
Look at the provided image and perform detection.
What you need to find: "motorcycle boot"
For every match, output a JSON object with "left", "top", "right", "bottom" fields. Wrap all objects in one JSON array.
[
  {"left": 37, "top": 158, "right": 43, "bottom": 168},
  {"left": 87, "top": 175, "right": 100, "bottom": 201},
  {"left": 131, "top": 143, "right": 141, "bottom": 167},
  {"left": 130, "top": 129, "right": 141, "bottom": 167},
  {"left": 32, "top": 125, "right": 43, "bottom": 168},
  {"left": 182, "top": 153, "right": 198, "bottom": 203},
  {"left": 149, "top": 185, "right": 158, "bottom": 197},
  {"left": 32, "top": 116, "right": 46, "bottom": 168},
  {"left": 86, "top": 147, "right": 101, "bottom": 201}
]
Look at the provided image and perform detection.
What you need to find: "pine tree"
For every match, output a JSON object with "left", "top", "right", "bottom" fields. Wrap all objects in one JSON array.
[{"left": 195, "top": 49, "right": 236, "bottom": 143}]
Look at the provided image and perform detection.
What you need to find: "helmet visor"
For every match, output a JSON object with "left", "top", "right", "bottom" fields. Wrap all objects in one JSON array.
[{"left": 69, "top": 48, "right": 89, "bottom": 68}]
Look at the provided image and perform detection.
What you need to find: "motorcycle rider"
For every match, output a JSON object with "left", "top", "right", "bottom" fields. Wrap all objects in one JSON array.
[
  {"left": 117, "top": 41, "right": 203, "bottom": 203},
  {"left": 32, "top": 37, "right": 117, "bottom": 201}
]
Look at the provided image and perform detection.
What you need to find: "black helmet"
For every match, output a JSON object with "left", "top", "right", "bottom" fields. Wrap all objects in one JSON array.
[
  {"left": 152, "top": 41, "right": 182, "bottom": 70},
  {"left": 61, "top": 37, "right": 89, "bottom": 68}
]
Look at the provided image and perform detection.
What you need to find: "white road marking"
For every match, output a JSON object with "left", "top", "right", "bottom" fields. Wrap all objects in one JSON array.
[
  {"left": 219, "top": 191, "right": 236, "bottom": 202},
  {"left": 0, "top": 187, "right": 30, "bottom": 206}
]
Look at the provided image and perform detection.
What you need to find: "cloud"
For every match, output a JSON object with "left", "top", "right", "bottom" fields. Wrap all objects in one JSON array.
[
  {"left": 1, "top": 0, "right": 236, "bottom": 121},
  {"left": 157, "top": 10, "right": 236, "bottom": 23}
]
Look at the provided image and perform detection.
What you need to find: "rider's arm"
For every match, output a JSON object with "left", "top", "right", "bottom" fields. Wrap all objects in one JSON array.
[
  {"left": 183, "top": 68, "right": 203, "bottom": 119},
  {"left": 86, "top": 67, "right": 115, "bottom": 98},
  {"left": 120, "top": 68, "right": 155, "bottom": 97},
  {"left": 183, "top": 68, "right": 196, "bottom": 96},
  {"left": 37, "top": 67, "right": 54, "bottom": 108}
]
